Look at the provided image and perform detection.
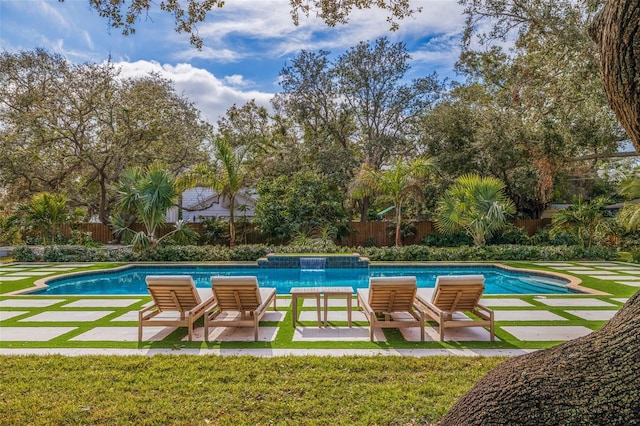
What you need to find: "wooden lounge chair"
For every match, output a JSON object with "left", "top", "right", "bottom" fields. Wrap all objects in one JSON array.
[
  {"left": 139, "top": 275, "right": 215, "bottom": 342},
  {"left": 357, "top": 276, "right": 425, "bottom": 342},
  {"left": 205, "top": 276, "right": 277, "bottom": 342},
  {"left": 416, "top": 275, "right": 494, "bottom": 341}
]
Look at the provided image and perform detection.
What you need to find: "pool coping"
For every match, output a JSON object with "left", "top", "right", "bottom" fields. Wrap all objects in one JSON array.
[{"left": 16, "top": 261, "right": 598, "bottom": 296}]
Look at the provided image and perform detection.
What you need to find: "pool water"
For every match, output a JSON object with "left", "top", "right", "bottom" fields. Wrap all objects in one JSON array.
[{"left": 39, "top": 265, "right": 576, "bottom": 295}]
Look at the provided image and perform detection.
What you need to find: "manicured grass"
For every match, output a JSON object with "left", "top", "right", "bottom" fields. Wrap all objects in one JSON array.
[
  {"left": 502, "top": 261, "right": 640, "bottom": 297},
  {"left": 0, "top": 355, "right": 505, "bottom": 425},
  {"left": 0, "top": 262, "right": 122, "bottom": 294}
]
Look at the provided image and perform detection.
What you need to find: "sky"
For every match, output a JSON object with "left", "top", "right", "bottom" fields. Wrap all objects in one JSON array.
[{"left": 0, "top": 0, "right": 468, "bottom": 123}]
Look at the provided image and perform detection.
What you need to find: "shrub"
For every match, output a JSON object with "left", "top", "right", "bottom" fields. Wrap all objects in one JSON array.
[
  {"left": 10, "top": 242, "right": 619, "bottom": 263},
  {"left": 487, "top": 224, "right": 530, "bottom": 245},
  {"left": 11, "top": 246, "right": 38, "bottom": 262},
  {"left": 421, "top": 232, "right": 473, "bottom": 247},
  {"left": 230, "top": 245, "right": 270, "bottom": 261},
  {"left": 358, "top": 244, "right": 618, "bottom": 262},
  {"left": 530, "top": 225, "right": 580, "bottom": 246}
]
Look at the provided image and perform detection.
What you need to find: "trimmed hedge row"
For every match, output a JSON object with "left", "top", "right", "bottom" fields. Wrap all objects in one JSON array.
[{"left": 11, "top": 243, "right": 619, "bottom": 263}]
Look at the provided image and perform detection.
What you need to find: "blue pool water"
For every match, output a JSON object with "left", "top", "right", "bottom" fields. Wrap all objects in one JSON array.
[{"left": 39, "top": 265, "right": 576, "bottom": 295}]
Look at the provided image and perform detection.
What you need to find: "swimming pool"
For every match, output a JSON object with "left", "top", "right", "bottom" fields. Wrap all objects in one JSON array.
[{"left": 37, "top": 264, "right": 578, "bottom": 295}]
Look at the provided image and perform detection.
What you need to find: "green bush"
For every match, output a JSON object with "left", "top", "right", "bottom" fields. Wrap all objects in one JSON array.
[
  {"left": 530, "top": 225, "right": 580, "bottom": 246},
  {"left": 11, "top": 245, "right": 38, "bottom": 262},
  {"left": 358, "top": 244, "right": 618, "bottom": 262},
  {"left": 230, "top": 245, "right": 270, "bottom": 261},
  {"left": 10, "top": 242, "right": 619, "bottom": 263},
  {"left": 487, "top": 224, "right": 530, "bottom": 245},
  {"left": 421, "top": 232, "right": 473, "bottom": 247}
]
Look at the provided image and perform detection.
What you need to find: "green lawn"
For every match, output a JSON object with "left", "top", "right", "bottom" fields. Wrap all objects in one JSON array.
[{"left": 0, "top": 355, "right": 505, "bottom": 425}]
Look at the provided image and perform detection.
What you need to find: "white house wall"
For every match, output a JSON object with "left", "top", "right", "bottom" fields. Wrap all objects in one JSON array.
[{"left": 166, "top": 187, "right": 256, "bottom": 222}]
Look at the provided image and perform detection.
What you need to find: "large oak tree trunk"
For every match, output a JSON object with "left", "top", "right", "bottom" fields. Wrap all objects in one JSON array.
[
  {"left": 589, "top": 0, "right": 640, "bottom": 152},
  {"left": 440, "top": 290, "right": 640, "bottom": 425}
]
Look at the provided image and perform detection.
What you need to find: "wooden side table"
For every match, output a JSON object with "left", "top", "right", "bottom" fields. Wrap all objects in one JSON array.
[
  {"left": 290, "top": 286, "right": 355, "bottom": 328},
  {"left": 290, "top": 287, "right": 322, "bottom": 327},
  {"left": 322, "top": 286, "right": 354, "bottom": 327}
]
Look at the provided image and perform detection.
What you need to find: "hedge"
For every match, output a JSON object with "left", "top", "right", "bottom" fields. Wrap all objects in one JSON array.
[{"left": 11, "top": 243, "right": 619, "bottom": 263}]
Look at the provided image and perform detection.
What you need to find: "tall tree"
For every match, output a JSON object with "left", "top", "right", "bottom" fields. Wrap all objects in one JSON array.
[
  {"left": 0, "top": 49, "right": 208, "bottom": 222},
  {"left": 179, "top": 137, "right": 250, "bottom": 249},
  {"left": 254, "top": 171, "right": 346, "bottom": 244},
  {"left": 277, "top": 37, "right": 442, "bottom": 221},
  {"left": 448, "top": 0, "right": 626, "bottom": 214}
]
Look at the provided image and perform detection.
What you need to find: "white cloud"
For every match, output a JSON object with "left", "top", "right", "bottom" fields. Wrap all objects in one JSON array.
[
  {"left": 114, "top": 60, "right": 273, "bottom": 123},
  {"left": 224, "top": 74, "right": 250, "bottom": 87}
]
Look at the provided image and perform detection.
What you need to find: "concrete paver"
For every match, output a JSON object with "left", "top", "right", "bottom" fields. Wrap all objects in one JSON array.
[
  {"left": 616, "top": 281, "right": 640, "bottom": 287},
  {"left": 71, "top": 326, "right": 175, "bottom": 342},
  {"left": 63, "top": 299, "right": 141, "bottom": 308},
  {"left": 564, "top": 310, "right": 618, "bottom": 321},
  {"left": 0, "top": 311, "right": 28, "bottom": 321},
  {"left": 493, "top": 310, "right": 567, "bottom": 321},
  {"left": 0, "top": 299, "right": 65, "bottom": 307},
  {"left": 293, "top": 326, "right": 376, "bottom": 342},
  {"left": 20, "top": 310, "right": 114, "bottom": 322},
  {"left": 1, "top": 327, "right": 77, "bottom": 341},
  {"left": 502, "top": 325, "right": 593, "bottom": 341},
  {"left": 480, "top": 298, "right": 533, "bottom": 307},
  {"left": 199, "top": 326, "right": 278, "bottom": 342},
  {"left": 533, "top": 297, "right": 616, "bottom": 307},
  {"left": 424, "top": 326, "right": 495, "bottom": 342}
]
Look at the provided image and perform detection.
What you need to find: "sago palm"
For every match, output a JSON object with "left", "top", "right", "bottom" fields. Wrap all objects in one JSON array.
[
  {"left": 350, "top": 156, "right": 433, "bottom": 247},
  {"left": 111, "top": 164, "right": 196, "bottom": 251},
  {"left": 436, "top": 174, "right": 516, "bottom": 247}
]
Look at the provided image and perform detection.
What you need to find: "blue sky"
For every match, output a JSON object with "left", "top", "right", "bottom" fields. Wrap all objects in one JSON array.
[{"left": 0, "top": 0, "right": 467, "bottom": 122}]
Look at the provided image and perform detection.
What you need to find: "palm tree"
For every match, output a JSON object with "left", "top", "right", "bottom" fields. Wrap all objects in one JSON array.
[
  {"left": 178, "top": 137, "right": 249, "bottom": 249},
  {"left": 618, "top": 173, "right": 640, "bottom": 231},
  {"left": 111, "top": 164, "right": 196, "bottom": 251},
  {"left": 350, "top": 157, "right": 434, "bottom": 247},
  {"left": 18, "top": 192, "right": 70, "bottom": 245},
  {"left": 550, "top": 196, "right": 612, "bottom": 248},
  {"left": 436, "top": 174, "right": 516, "bottom": 247}
]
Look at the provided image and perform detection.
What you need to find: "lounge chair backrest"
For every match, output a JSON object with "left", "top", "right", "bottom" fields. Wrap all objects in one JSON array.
[
  {"left": 432, "top": 275, "right": 485, "bottom": 312},
  {"left": 211, "top": 276, "right": 262, "bottom": 311},
  {"left": 145, "top": 275, "right": 202, "bottom": 312},
  {"left": 368, "top": 276, "right": 417, "bottom": 312}
]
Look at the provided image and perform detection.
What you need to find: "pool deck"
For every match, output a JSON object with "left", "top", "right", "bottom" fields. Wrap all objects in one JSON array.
[{"left": 0, "top": 261, "right": 637, "bottom": 356}]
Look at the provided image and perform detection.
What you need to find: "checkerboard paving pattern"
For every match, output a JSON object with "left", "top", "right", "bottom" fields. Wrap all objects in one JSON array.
[{"left": 0, "top": 261, "right": 637, "bottom": 347}]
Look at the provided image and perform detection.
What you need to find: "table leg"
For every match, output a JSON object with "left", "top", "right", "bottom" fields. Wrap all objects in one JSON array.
[
  {"left": 347, "top": 295, "right": 352, "bottom": 327},
  {"left": 324, "top": 294, "right": 329, "bottom": 327},
  {"left": 292, "top": 294, "right": 298, "bottom": 327},
  {"left": 316, "top": 294, "right": 321, "bottom": 327}
]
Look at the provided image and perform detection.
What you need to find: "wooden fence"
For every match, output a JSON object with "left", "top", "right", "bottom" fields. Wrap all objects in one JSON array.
[{"left": 61, "top": 218, "right": 551, "bottom": 247}]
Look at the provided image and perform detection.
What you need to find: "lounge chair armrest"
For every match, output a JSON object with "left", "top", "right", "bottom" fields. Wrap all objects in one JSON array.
[
  {"left": 473, "top": 303, "right": 494, "bottom": 320},
  {"left": 189, "top": 295, "right": 217, "bottom": 317},
  {"left": 357, "top": 292, "right": 376, "bottom": 317},
  {"left": 139, "top": 302, "right": 156, "bottom": 314},
  {"left": 254, "top": 290, "right": 276, "bottom": 315},
  {"left": 417, "top": 298, "right": 446, "bottom": 321}
]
